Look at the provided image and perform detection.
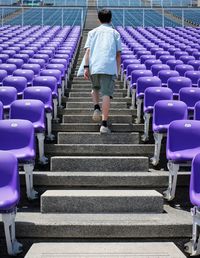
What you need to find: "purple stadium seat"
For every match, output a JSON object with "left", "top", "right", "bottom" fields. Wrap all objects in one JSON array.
[
  {"left": 23, "top": 86, "right": 54, "bottom": 140},
  {"left": 188, "top": 60, "right": 200, "bottom": 70},
  {"left": 136, "top": 50, "right": 151, "bottom": 59},
  {"left": 121, "top": 59, "right": 140, "bottom": 82},
  {"left": 29, "top": 58, "right": 46, "bottom": 69},
  {"left": 130, "top": 70, "right": 153, "bottom": 108},
  {"left": 166, "top": 60, "right": 183, "bottom": 70},
  {"left": 20, "top": 49, "right": 35, "bottom": 57},
  {"left": 159, "top": 55, "right": 175, "bottom": 64},
  {"left": 0, "top": 86, "right": 17, "bottom": 114},
  {"left": 151, "top": 100, "right": 188, "bottom": 166},
  {"left": 184, "top": 71, "right": 200, "bottom": 86},
  {"left": 179, "top": 55, "right": 195, "bottom": 64},
  {"left": 155, "top": 50, "right": 170, "bottom": 59},
  {"left": 0, "top": 69, "right": 8, "bottom": 85},
  {"left": 13, "top": 54, "right": 29, "bottom": 63},
  {"left": 179, "top": 88, "right": 200, "bottom": 113},
  {"left": 142, "top": 87, "right": 173, "bottom": 141},
  {"left": 193, "top": 52, "right": 200, "bottom": 60},
  {"left": 174, "top": 51, "right": 189, "bottom": 59},
  {"left": 165, "top": 120, "right": 200, "bottom": 201},
  {"left": 10, "top": 99, "right": 47, "bottom": 165},
  {"left": 0, "top": 54, "right": 9, "bottom": 63},
  {"left": 151, "top": 64, "right": 170, "bottom": 76},
  {"left": 2, "top": 50, "right": 16, "bottom": 58},
  {"left": 7, "top": 58, "right": 24, "bottom": 69},
  {"left": 144, "top": 59, "right": 162, "bottom": 70},
  {"left": 0, "top": 63, "right": 17, "bottom": 75},
  {"left": 3, "top": 76, "right": 27, "bottom": 96},
  {"left": 136, "top": 76, "right": 162, "bottom": 123},
  {"left": 0, "top": 151, "right": 22, "bottom": 256},
  {"left": 21, "top": 63, "right": 40, "bottom": 75},
  {"left": 33, "top": 76, "right": 58, "bottom": 120},
  {"left": 40, "top": 69, "right": 63, "bottom": 104},
  {"left": 33, "top": 54, "right": 49, "bottom": 63},
  {"left": 167, "top": 76, "right": 192, "bottom": 97},
  {"left": 140, "top": 55, "right": 156, "bottom": 64},
  {"left": 125, "top": 64, "right": 146, "bottom": 91},
  {"left": 0, "top": 119, "right": 36, "bottom": 199},
  {"left": 175, "top": 64, "right": 194, "bottom": 76},
  {"left": 184, "top": 153, "right": 200, "bottom": 255},
  {"left": 13, "top": 69, "right": 34, "bottom": 85},
  {"left": 158, "top": 70, "right": 179, "bottom": 86}
]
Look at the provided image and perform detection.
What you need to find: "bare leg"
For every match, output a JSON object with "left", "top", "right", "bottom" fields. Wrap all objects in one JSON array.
[
  {"left": 102, "top": 95, "right": 110, "bottom": 121},
  {"left": 91, "top": 89, "right": 100, "bottom": 105}
]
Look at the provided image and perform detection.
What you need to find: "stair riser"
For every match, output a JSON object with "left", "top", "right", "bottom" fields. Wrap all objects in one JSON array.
[
  {"left": 41, "top": 191, "right": 163, "bottom": 213},
  {"left": 57, "top": 133, "right": 139, "bottom": 144},
  {"left": 67, "top": 98, "right": 131, "bottom": 103},
  {"left": 52, "top": 124, "right": 143, "bottom": 133},
  {"left": 46, "top": 145, "right": 154, "bottom": 157},
  {"left": 69, "top": 93, "right": 124, "bottom": 98},
  {"left": 51, "top": 157, "right": 149, "bottom": 172},
  {"left": 59, "top": 109, "right": 135, "bottom": 116},
  {"left": 66, "top": 102, "right": 127, "bottom": 108},
  {"left": 62, "top": 115, "right": 132, "bottom": 123}
]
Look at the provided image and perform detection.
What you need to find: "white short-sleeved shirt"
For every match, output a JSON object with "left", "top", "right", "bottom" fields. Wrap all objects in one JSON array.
[{"left": 84, "top": 23, "right": 122, "bottom": 75}]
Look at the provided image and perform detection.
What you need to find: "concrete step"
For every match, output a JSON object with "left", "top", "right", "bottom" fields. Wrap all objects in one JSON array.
[
  {"left": 50, "top": 156, "right": 149, "bottom": 172},
  {"left": 66, "top": 102, "right": 128, "bottom": 109},
  {"left": 46, "top": 144, "right": 154, "bottom": 156},
  {"left": 57, "top": 132, "right": 139, "bottom": 144},
  {"left": 0, "top": 206, "right": 191, "bottom": 239},
  {"left": 59, "top": 108, "right": 136, "bottom": 116},
  {"left": 62, "top": 115, "right": 133, "bottom": 123},
  {"left": 41, "top": 189, "right": 163, "bottom": 213},
  {"left": 69, "top": 92, "right": 124, "bottom": 98},
  {"left": 67, "top": 97, "right": 131, "bottom": 103},
  {"left": 23, "top": 170, "right": 190, "bottom": 188},
  {"left": 25, "top": 242, "right": 187, "bottom": 258},
  {"left": 52, "top": 123, "right": 143, "bottom": 133},
  {"left": 69, "top": 88, "right": 127, "bottom": 94},
  {"left": 70, "top": 85, "right": 123, "bottom": 90}
]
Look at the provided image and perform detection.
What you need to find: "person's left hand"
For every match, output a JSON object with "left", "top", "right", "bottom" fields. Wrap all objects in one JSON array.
[{"left": 84, "top": 68, "right": 89, "bottom": 80}]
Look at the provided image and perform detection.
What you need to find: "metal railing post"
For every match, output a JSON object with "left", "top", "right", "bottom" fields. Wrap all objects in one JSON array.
[
  {"left": 61, "top": 8, "right": 64, "bottom": 27},
  {"left": 162, "top": 8, "right": 164, "bottom": 27},
  {"left": 42, "top": 8, "right": 44, "bottom": 27},
  {"left": 182, "top": 8, "right": 185, "bottom": 27},
  {"left": 22, "top": 7, "right": 24, "bottom": 26},
  {"left": 81, "top": 8, "right": 84, "bottom": 29},
  {"left": 2, "top": 8, "right": 3, "bottom": 27},
  {"left": 143, "top": 8, "right": 145, "bottom": 27},
  {"left": 123, "top": 9, "right": 125, "bottom": 27}
]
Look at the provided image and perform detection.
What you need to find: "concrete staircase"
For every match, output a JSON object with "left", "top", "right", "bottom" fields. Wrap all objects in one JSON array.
[{"left": 0, "top": 6, "right": 192, "bottom": 258}]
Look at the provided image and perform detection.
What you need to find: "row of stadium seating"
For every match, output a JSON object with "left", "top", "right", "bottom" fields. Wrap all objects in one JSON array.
[
  {"left": 169, "top": 9, "right": 200, "bottom": 25},
  {"left": 0, "top": 24, "right": 81, "bottom": 256},
  {"left": 118, "top": 25, "right": 200, "bottom": 255}
]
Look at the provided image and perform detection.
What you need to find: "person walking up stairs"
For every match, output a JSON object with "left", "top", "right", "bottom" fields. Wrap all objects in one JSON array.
[{"left": 83, "top": 9, "right": 122, "bottom": 134}]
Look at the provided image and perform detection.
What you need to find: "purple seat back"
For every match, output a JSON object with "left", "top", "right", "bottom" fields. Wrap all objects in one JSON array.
[
  {"left": 179, "top": 88, "right": 200, "bottom": 110},
  {"left": 167, "top": 76, "right": 192, "bottom": 96},
  {"left": 166, "top": 60, "right": 183, "bottom": 70},
  {"left": 23, "top": 86, "right": 52, "bottom": 112},
  {"left": 131, "top": 70, "right": 153, "bottom": 88},
  {"left": 158, "top": 70, "right": 179, "bottom": 85},
  {"left": 126, "top": 64, "right": 146, "bottom": 79},
  {"left": 3, "top": 76, "right": 27, "bottom": 96},
  {"left": 151, "top": 64, "right": 170, "bottom": 76},
  {"left": 175, "top": 64, "right": 194, "bottom": 76},
  {"left": 144, "top": 59, "right": 162, "bottom": 70},
  {"left": 159, "top": 55, "right": 175, "bottom": 64},
  {"left": 0, "top": 151, "right": 20, "bottom": 212},
  {"left": 0, "top": 64, "right": 17, "bottom": 75},
  {"left": 144, "top": 87, "right": 173, "bottom": 113},
  {"left": 32, "top": 76, "right": 58, "bottom": 97},
  {"left": 188, "top": 60, "right": 200, "bottom": 70},
  {"left": 13, "top": 69, "right": 34, "bottom": 84},
  {"left": 185, "top": 71, "right": 200, "bottom": 86},
  {"left": 0, "top": 87, "right": 17, "bottom": 110},
  {"left": 10, "top": 100, "right": 45, "bottom": 132},
  {"left": 7, "top": 58, "right": 24, "bottom": 69},
  {"left": 179, "top": 55, "right": 195, "bottom": 64},
  {"left": 0, "top": 119, "right": 35, "bottom": 161},
  {"left": 40, "top": 69, "right": 62, "bottom": 85},
  {"left": 167, "top": 120, "right": 200, "bottom": 162},
  {"left": 136, "top": 76, "right": 161, "bottom": 98},
  {"left": 21, "top": 64, "right": 40, "bottom": 75},
  {"left": 153, "top": 100, "right": 188, "bottom": 133}
]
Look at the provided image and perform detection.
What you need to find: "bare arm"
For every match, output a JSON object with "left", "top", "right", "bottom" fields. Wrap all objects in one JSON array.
[
  {"left": 84, "top": 48, "right": 90, "bottom": 80},
  {"left": 116, "top": 51, "right": 121, "bottom": 76}
]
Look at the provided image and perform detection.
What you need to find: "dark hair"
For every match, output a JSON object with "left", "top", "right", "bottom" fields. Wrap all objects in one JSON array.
[{"left": 98, "top": 9, "right": 112, "bottom": 23}]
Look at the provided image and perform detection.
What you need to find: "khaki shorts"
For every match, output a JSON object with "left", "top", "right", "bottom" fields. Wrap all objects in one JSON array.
[{"left": 90, "top": 74, "right": 116, "bottom": 98}]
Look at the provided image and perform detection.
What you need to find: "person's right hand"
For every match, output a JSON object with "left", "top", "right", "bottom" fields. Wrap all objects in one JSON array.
[{"left": 84, "top": 68, "right": 89, "bottom": 80}]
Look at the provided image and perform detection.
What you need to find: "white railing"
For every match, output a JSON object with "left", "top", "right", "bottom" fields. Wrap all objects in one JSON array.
[
  {"left": 108, "top": 7, "right": 200, "bottom": 27},
  {"left": 0, "top": 7, "right": 86, "bottom": 28}
]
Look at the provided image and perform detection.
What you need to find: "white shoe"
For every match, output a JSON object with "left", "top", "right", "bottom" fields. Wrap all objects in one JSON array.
[
  {"left": 92, "top": 109, "right": 101, "bottom": 122},
  {"left": 100, "top": 125, "right": 111, "bottom": 134}
]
